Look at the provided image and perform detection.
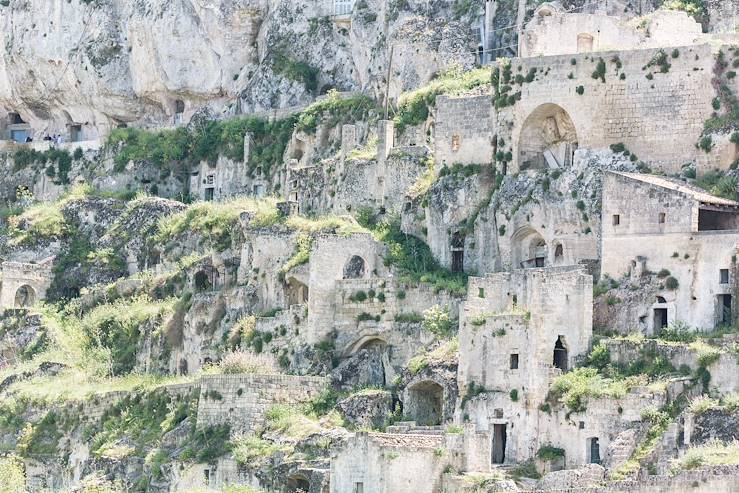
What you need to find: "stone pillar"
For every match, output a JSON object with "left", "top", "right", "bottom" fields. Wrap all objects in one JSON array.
[
  {"left": 341, "top": 124, "right": 357, "bottom": 160},
  {"left": 377, "top": 120, "right": 395, "bottom": 164}
]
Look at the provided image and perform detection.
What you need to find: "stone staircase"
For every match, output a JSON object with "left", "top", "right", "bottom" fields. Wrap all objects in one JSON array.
[{"left": 607, "top": 429, "right": 638, "bottom": 469}]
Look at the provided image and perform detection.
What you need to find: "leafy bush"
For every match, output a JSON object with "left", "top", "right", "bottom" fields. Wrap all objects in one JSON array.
[
  {"left": 537, "top": 445, "right": 565, "bottom": 461},
  {"left": 665, "top": 276, "right": 679, "bottom": 290},
  {"left": 272, "top": 54, "right": 319, "bottom": 91},
  {"left": 550, "top": 367, "right": 641, "bottom": 412},
  {"left": 422, "top": 305, "right": 454, "bottom": 336},
  {"left": 395, "top": 66, "right": 490, "bottom": 133},
  {"left": 296, "top": 91, "right": 377, "bottom": 134}
]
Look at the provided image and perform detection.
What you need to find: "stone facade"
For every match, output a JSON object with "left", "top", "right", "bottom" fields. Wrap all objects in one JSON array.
[
  {"left": 601, "top": 171, "right": 739, "bottom": 332},
  {"left": 0, "top": 258, "right": 54, "bottom": 309},
  {"left": 498, "top": 43, "right": 720, "bottom": 175},
  {"left": 434, "top": 94, "right": 494, "bottom": 169},
  {"left": 196, "top": 374, "right": 327, "bottom": 432}
]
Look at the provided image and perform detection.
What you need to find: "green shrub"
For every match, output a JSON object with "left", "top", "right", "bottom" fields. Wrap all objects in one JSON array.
[
  {"left": 537, "top": 445, "right": 565, "bottom": 461},
  {"left": 665, "top": 276, "right": 679, "bottom": 290},
  {"left": 422, "top": 305, "right": 454, "bottom": 336}
]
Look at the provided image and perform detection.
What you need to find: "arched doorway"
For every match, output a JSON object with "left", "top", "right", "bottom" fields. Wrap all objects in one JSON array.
[
  {"left": 287, "top": 474, "right": 310, "bottom": 492},
  {"left": 577, "top": 33, "right": 594, "bottom": 53},
  {"left": 349, "top": 337, "right": 390, "bottom": 387},
  {"left": 194, "top": 270, "right": 211, "bottom": 292},
  {"left": 517, "top": 104, "right": 578, "bottom": 172},
  {"left": 14, "top": 285, "right": 36, "bottom": 308},
  {"left": 343, "top": 255, "right": 366, "bottom": 279},
  {"left": 285, "top": 277, "right": 309, "bottom": 306},
  {"left": 553, "top": 335, "right": 568, "bottom": 371},
  {"left": 511, "top": 227, "right": 548, "bottom": 269},
  {"left": 406, "top": 380, "right": 444, "bottom": 426}
]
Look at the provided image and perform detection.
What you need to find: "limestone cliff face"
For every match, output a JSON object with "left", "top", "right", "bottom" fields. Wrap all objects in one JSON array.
[{"left": 0, "top": 0, "right": 477, "bottom": 139}]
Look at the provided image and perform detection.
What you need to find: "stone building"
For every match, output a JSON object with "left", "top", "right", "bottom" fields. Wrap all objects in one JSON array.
[
  {"left": 0, "top": 259, "right": 54, "bottom": 310},
  {"left": 330, "top": 427, "right": 490, "bottom": 493},
  {"left": 496, "top": 3, "right": 739, "bottom": 175},
  {"left": 457, "top": 266, "right": 595, "bottom": 466},
  {"left": 601, "top": 171, "right": 739, "bottom": 333},
  {"left": 434, "top": 94, "right": 494, "bottom": 169}
]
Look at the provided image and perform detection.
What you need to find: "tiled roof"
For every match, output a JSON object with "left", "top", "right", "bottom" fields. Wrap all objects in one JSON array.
[{"left": 612, "top": 172, "right": 739, "bottom": 207}]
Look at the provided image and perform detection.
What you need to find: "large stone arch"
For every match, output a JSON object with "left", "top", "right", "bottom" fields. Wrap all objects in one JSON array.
[
  {"left": 517, "top": 103, "right": 578, "bottom": 172},
  {"left": 511, "top": 226, "right": 548, "bottom": 269}
]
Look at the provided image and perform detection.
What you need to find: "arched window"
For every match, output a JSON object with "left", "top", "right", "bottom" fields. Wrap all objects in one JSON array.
[
  {"left": 553, "top": 335, "right": 568, "bottom": 371},
  {"left": 14, "top": 285, "right": 36, "bottom": 308},
  {"left": 343, "top": 255, "right": 366, "bottom": 279}
]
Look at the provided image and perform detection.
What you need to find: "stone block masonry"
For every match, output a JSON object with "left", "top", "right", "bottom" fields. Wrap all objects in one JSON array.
[
  {"left": 196, "top": 374, "right": 328, "bottom": 432},
  {"left": 499, "top": 43, "right": 717, "bottom": 174}
]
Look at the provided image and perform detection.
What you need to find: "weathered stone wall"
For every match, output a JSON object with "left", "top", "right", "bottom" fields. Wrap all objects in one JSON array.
[
  {"left": 0, "top": 259, "right": 54, "bottom": 309},
  {"left": 499, "top": 43, "right": 717, "bottom": 174},
  {"left": 196, "top": 374, "right": 327, "bottom": 432},
  {"left": 330, "top": 432, "right": 447, "bottom": 493},
  {"left": 600, "top": 172, "right": 739, "bottom": 332},
  {"left": 434, "top": 94, "right": 494, "bottom": 168},
  {"left": 520, "top": 9, "right": 703, "bottom": 58},
  {"left": 306, "top": 233, "right": 387, "bottom": 344}
]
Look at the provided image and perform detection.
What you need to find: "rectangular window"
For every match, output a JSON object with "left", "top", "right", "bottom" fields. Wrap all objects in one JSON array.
[
  {"left": 354, "top": 482, "right": 364, "bottom": 493},
  {"left": 510, "top": 354, "right": 519, "bottom": 369},
  {"left": 478, "top": 287, "right": 485, "bottom": 298},
  {"left": 612, "top": 214, "right": 620, "bottom": 226},
  {"left": 451, "top": 134, "right": 461, "bottom": 151},
  {"left": 658, "top": 212, "right": 666, "bottom": 224},
  {"left": 720, "top": 269, "right": 730, "bottom": 284}
]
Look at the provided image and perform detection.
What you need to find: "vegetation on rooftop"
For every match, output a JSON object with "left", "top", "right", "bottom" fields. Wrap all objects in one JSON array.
[{"left": 394, "top": 65, "right": 491, "bottom": 134}]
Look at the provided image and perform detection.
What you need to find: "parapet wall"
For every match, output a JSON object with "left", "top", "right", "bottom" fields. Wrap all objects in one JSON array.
[{"left": 196, "top": 374, "right": 328, "bottom": 432}]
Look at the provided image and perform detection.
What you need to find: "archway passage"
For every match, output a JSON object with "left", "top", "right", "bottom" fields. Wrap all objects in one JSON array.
[
  {"left": 518, "top": 104, "right": 578, "bottom": 171},
  {"left": 194, "top": 270, "right": 211, "bottom": 292},
  {"left": 343, "top": 255, "right": 366, "bottom": 279},
  {"left": 511, "top": 227, "right": 547, "bottom": 269},
  {"left": 553, "top": 335, "right": 568, "bottom": 371},
  {"left": 14, "top": 285, "right": 36, "bottom": 308},
  {"left": 285, "top": 277, "right": 309, "bottom": 306},
  {"left": 352, "top": 337, "right": 389, "bottom": 387},
  {"left": 406, "top": 380, "right": 444, "bottom": 426},
  {"left": 287, "top": 474, "right": 310, "bottom": 493}
]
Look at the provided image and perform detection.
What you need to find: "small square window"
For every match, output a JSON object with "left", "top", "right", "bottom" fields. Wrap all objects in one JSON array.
[
  {"left": 510, "top": 354, "right": 519, "bottom": 369},
  {"left": 659, "top": 212, "right": 666, "bottom": 224},
  {"left": 612, "top": 214, "right": 620, "bottom": 226},
  {"left": 720, "top": 269, "right": 730, "bottom": 284}
]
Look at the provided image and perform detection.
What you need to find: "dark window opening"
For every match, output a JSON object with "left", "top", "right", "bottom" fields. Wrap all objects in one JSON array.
[
  {"left": 175, "top": 99, "right": 185, "bottom": 114},
  {"left": 588, "top": 437, "right": 601, "bottom": 464},
  {"left": 698, "top": 208, "right": 739, "bottom": 231},
  {"left": 720, "top": 269, "right": 730, "bottom": 284},
  {"left": 654, "top": 308, "right": 668, "bottom": 331},
  {"left": 659, "top": 212, "right": 666, "bottom": 224},
  {"left": 612, "top": 214, "right": 620, "bottom": 226},
  {"left": 194, "top": 270, "right": 211, "bottom": 292},
  {"left": 510, "top": 354, "right": 519, "bottom": 369},
  {"left": 204, "top": 187, "right": 214, "bottom": 201},
  {"left": 69, "top": 124, "right": 82, "bottom": 142},
  {"left": 343, "top": 255, "right": 366, "bottom": 279},
  {"left": 10, "top": 113, "right": 25, "bottom": 124},
  {"left": 492, "top": 424, "right": 507, "bottom": 464},
  {"left": 452, "top": 250, "right": 464, "bottom": 273},
  {"left": 718, "top": 294, "right": 732, "bottom": 326},
  {"left": 553, "top": 336, "right": 568, "bottom": 371},
  {"left": 554, "top": 243, "right": 563, "bottom": 258},
  {"left": 478, "top": 288, "right": 485, "bottom": 298}
]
